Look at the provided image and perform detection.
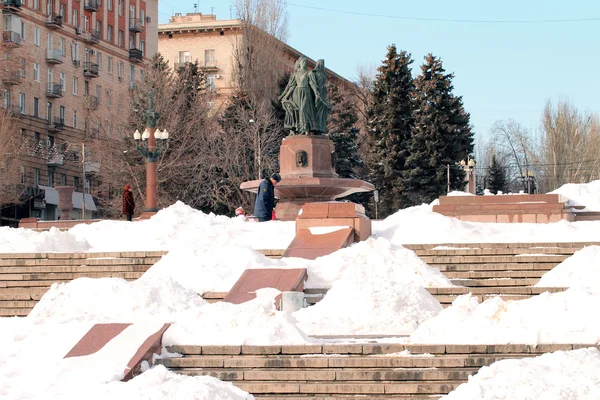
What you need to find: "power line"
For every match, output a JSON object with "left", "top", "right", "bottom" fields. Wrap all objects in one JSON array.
[{"left": 286, "top": 3, "right": 600, "bottom": 24}]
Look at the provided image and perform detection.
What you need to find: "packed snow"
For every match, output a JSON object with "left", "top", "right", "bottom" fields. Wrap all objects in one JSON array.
[{"left": 2, "top": 180, "right": 600, "bottom": 398}]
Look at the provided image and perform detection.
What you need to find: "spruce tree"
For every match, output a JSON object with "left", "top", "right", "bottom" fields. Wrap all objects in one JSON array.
[
  {"left": 364, "top": 45, "right": 414, "bottom": 217},
  {"left": 327, "top": 81, "right": 362, "bottom": 178},
  {"left": 486, "top": 154, "right": 507, "bottom": 194},
  {"left": 405, "top": 54, "right": 474, "bottom": 205}
]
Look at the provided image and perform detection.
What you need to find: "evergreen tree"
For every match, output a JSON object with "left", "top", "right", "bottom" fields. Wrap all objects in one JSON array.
[
  {"left": 405, "top": 54, "right": 474, "bottom": 205},
  {"left": 364, "top": 45, "right": 415, "bottom": 217},
  {"left": 486, "top": 154, "right": 507, "bottom": 194},
  {"left": 327, "top": 81, "right": 362, "bottom": 178}
]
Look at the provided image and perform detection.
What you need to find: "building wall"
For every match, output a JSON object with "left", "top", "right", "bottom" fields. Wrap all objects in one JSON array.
[{"left": 0, "top": 0, "right": 158, "bottom": 221}]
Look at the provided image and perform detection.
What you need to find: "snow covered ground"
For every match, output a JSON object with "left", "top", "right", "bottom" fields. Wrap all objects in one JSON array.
[{"left": 2, "top": 181, "right": 600, "bottom": 398}]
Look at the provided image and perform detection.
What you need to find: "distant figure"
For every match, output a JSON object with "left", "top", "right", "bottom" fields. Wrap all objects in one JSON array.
[
  {"left": 235, "top": 206, "right": 248, "bottom": 221},
  {"left": 122, "top": 184, "right": 135, "bottom": 221},
  {"left": 253, "top": 173, "right": 281, "bottom": 222},
  {"left": 310, "top": 59, "right": 331, "bottom": 133}
]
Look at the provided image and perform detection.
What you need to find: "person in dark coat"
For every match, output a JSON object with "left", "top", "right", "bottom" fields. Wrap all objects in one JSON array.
[
  {"left": 253, "top": 173, "right": 281, "bottom": 222},
  {"left": 122, "top": 184, "right": 135, "bottom": 221}
]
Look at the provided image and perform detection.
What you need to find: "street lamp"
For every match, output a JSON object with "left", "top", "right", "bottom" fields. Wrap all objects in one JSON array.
[
  {"left": 133, "top": 91, "right": 169, "bottom": 216},
  {"left": 521, "top": 170, "right": 535, "bottom": 194}
]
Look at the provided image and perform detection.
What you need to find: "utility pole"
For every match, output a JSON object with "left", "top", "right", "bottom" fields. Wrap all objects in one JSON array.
[{"left": 447, "top": 164, "right": 450, "bottom": 193}]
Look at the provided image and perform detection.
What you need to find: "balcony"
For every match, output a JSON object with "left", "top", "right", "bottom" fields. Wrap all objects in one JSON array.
[
  {"left": 85, "top": 95, "right": 99, "bottom": 110},
  {"left": 129, "top": 48, "right": 143, "bottom": 63},
  {"left": 82, "top": 30, "right": 100, "bottom": 44},
  {"left": 47, "top": 154, "right": 64, "bottom": 167},
  {"left": 84, "top": 0, "right": 99, "bottom": 12},
  {"left": 4, "top": 105, "right": 22, "bottom": 117},
  {"left": 174, "top": 62, "right": 189, "bottom": 70},
  {"left": 88, "top": 127, "right": 100, "bottom": 139},
  {"left": 83, "top": 62, "right": 99, "bottom": 78},
  {"left": 2, "top": 71, "right": 21, "bottom": 85},
  {"left": 46, "top": 83, "right": 63, "bottom": 98},
  {"left": 201, "top": 60, "right": 218, "bottom": 72},
  {"left": 47, "top": 117, "right": 65, "bottom": 132},
  {"left": 46, "top": 49, "right": 63, "bottom": 64},
  {"left": 2, "top": 31, "right": 21, "bottom": 47},
  {"left": 0, "top": 0, "right": 21, "bottom": 13},
  {"left": 84, "top": 161, "right": 100, "bottom": 175},
  {"left": 45, "top": 13, "right": 63, "bottom": 29},
  {"left": 129, "top": 18, "right": 143, "bottom": 32}
]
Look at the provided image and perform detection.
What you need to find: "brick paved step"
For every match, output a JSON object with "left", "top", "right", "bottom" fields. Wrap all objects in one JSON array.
[
  {"left": 451, "top": 278, "right": 540, "bottom": 287},
  {"left": 0, "top": 251, "right": 167, "bottom": 259},
  {"left": 233, "top": 381, "right": 460, "bottom": 395},
  {"left": 443, "top": 270, "right": 545, "bottom": 279},
  {"left": 436, "top": 262, "right": 558, "bottom": 271},
  {"left": 0, "top": 257, "right": 162, "bottom": 267},
  {"left": 0, "top": 272, "right": 145, "bottom": 281},
  {"left": 403, "top": 242, "right": 600, "bottom": 250},
  {"left": 254, "top": 396, "right": 442, "bottom": 400},
  {"left": 420, "top": 255, "right": 569, "bottom": 264},
  {"left": 0, "top": 265, "right": 153, "bottom": 273},
  {"left": 413, "top": 247, "right": 579, "bottom": 256}
]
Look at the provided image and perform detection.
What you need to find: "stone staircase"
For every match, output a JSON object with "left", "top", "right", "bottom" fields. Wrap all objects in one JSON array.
[
  {"left": 158, "top": 343, "right": 600, "bottom": 399},
  {"left": 0, "top": 251, "right": 166, "bottom": 316}
]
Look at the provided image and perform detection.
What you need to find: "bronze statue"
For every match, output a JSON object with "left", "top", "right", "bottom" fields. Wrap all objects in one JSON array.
[{"left": 279, "top": 56, "right": 330, "bottom": 135}]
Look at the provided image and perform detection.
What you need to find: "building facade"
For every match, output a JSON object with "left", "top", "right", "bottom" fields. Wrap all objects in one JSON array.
[
  {"left": 157, "top": 12, "right": 355, "bottom": 101},
  {"left": 0, "top": 0, "right": 157, "bottom": 225}
]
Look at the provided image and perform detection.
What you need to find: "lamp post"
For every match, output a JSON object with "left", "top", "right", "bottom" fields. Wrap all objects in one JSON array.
[
  {"left": 521, "top": 170, "right": 535, "bottom": 194},
  {"left": 133, "top": 91, "right": 169, "bottom": 217}
]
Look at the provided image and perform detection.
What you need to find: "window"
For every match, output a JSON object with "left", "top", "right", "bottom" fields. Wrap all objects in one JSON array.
[
  {"left": 129, "top": 35, "right": 134, "bottom": 50},
  {"left": 96, "top": 20, "right": 101, "bottom": 38},
  {"left": 84, "top": 16, "right": 89, "bottom": 32},
  {"left": 118, "top": 30, "right": 123, "bottom": 46},
  {"left": 47, "top": 171, "right": 54, "bottom": 187},
  {"left": 118, "top": 0, "right": 123, "bottom": 16},
  {"left": 48, "top": 135, "right": 54, "bottom": 148},
  {"left": 34, "top": 28, "right": 40, "bottom": 46},
  {"left": 47, "top": 68, "right": 53, "bottom": 85},
  {"left": 20, "top": 20, "right": 25, "bottom": 39},
  {"left": 34, "top": 168, "right": 40, "bottom": 186},
  {"left": 72, "top": 9, "right": 78, "bottom": 27},
  {"left": 140, "top": 9, "right": 145, "bottom": 26},
  {"left": 20, "top": 166, "right": 25, "bottom": 184},
  {"left": 179, "top": 51, "right": 190, "bottom": 63},
  {"left": 129, "top": 65, "right": 134, "bottom": 89},
  {"left": 129, "top": 5, "right": 135, "bottom": 18},
  {"left": 97, "top": 52, "right": 102, "bottom": 70},
  {"left": 140, "top": 40, "right": 145, "bottom": 56},
  {"left": 72, "top": 76, "right": 78, "bottom": 95},
  {"left": 117, "top": 61, "right": 123, "bottom": 79},
  {"left": 33, "top": 97, "right": 39, "bottom": 117},
  {"left": 84, "top": 80, "right": 89, "bottom": 96},
  {"left": 3, "top": 89, "right": 10, "bottom": 108},
  {"left": 73, "top": 110, "right": 77, "bottom": 128},
  {"left": 107, "top": 89, "right": 112, "bottom": 107},
  {"left": 33, "top": 63, "right": 40, "bottom": 82},
  {"left": 73, "top": 42, "right": 79, "bottom": 62},
  {"left": 18, "top": 58, "right": 25, "bottom": 78},
  {"left": 33, "top": 0, "right": 39, "bottom": 10},
  {"left": 85, "top": 178, "right": 91, "bottom": 194},
  {"left": 46, "top": 0, "right": 52, "bottom": 17},
  {"left": 206, "top": 75, "right": 215, "bottom": 92},
  {"left": 59, "top": 72, "right": 65, "bottom": 92},
  {"left": 74, "top": 176, "right": 79, "bottom": 190},
  {"left": 205, "top": 49, "right": 215, "bottom": 66},
  {"left": 107, "top": 56, "right": 113, "bottom": 74},
  {"left": 34, "top": 132, "right": 40, "bottom": 147},
  {"left": 95, "top": 84, "right": 101, "bottom": 102},
  {"left": 107, "top": 25, "right": 113, "bottom": 42},
  {"left": 19, "top": 93, "right": 25, "bottom": 113},
  {"left": 59, "top": 3, "right": 65, "bottom": 18},
  {"left": 47, "top": 32, "right": 53, "bottom": 50},
  {"left": 60, "top": 174, "right": 66, "bottom": 186},
  {"left": 107, "top": 0, "right": 112, "bottom": 12},
  {"left": 60, "top": 38, "right": 65, "bottom": 55},
  {"left": 59, "top": 105, "right": 65, "bottom": 121}
]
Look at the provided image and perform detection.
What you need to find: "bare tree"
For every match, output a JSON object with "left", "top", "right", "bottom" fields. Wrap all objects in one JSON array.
[
  {"left": 0, "top": 111, "right": 24, "bottom": 205},
  {"left": 536, "top": 99, "right": 600, "bottom": 192},
  {"left": 232, "top": 0, "right": 289, "bottom": 101}
]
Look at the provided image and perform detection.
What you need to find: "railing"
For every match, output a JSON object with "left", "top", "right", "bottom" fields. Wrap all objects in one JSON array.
[
  {"left": 2, "top": 31, "right": 21, "bottom": 46},
  {"left": 2, "top": 71, "right": 21, "bottom": 85},
  {"left": 84, "top": 0, "right": 99, "bottom": 11},
  {"left": 129, "top": 18, "right": 143, "bottom": 32},
  {"left": 45, "top": 13, "right": 63, "bottom": 27},
  {"left": 84, "top": 161, "right": 100, "bottom": 174},
  {"left": 82, "top": 30, "right": 100, "bottom": 43},
  {"left": 47, "top": 154, "right": 64, "bottom": 166},
  {"left": 203, "top": 60, "right": 218, "bottom": 69},
  {"left": 1, "top": 0, "right": 21, "bottom": 11},
  {"left": 129, "top": 48, "right": 143, "bottom": 62},
  {"left": 46, "top": 48, "right": 63, "bottom": 63},
  {"left": 46, "top": 83, "right": 63, "bottom": 97},
  {"left": 48, "top": 117, "right": 65, "bottom": 132},
  {"left": 83, "top": 62, "right": 99, "bottom": 77},
  {"left": 86, "top": 95, "right": 100, "bottom": 109}
]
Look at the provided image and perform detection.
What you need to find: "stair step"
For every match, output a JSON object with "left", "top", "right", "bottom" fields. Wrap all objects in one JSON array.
[
  {"left": 451, "top": 278, "right": 540, "bottom": 287},
  {"left": 436, "top": 263, "right": 558, "bottom": 271},
  {"left": 444, "top": 271, "right": 545, "bottom": 279},
  {"left": 420, "top": 255, "right": 569, "bottom": 264}
]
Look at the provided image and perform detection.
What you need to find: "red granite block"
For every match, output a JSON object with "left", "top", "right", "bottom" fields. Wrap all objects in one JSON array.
[
  {"left": 327, "top": 202, "right": 359, "bottom": 218},
  {"left": 64, "top": 323, "right": 131, "bottom": 358},
  {"left": 123, "top": 323, "right": 171, "bottom": 381},
  {"left": 299, "top": 203, "right": 330, "bottom": 219},
  {"left": 223, "top": 268, "right": 308, "bottom": 305}
]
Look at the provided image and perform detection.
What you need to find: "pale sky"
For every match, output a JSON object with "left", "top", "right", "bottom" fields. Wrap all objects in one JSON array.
[{"left": 158, "top": 0, "right": 600, "bottom": 139}]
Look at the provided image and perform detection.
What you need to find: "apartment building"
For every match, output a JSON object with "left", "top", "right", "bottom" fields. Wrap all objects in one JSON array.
[
  {"left": 157, "top": 12, "right": 354, "bottom": 100},
  {"left": 0, "top": 0, "right": 158, "bottom": 225}
]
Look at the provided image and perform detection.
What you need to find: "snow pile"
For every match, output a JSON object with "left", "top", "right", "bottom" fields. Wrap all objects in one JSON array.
[
  {"left": 550, "top": 180, "right": 600, "bottom": 212},
  {"left": 441, "top": 347, "right": 600, "bottom": 400},
  {"left": 536, "top": 245, "right": 600, "bottom": 288},
  {"left": 0, "top": 226, "right": 89, "bottom": 252},
  {"left": 293, "top": 239, "right": 448, "bottom": 335},
  {"left": 410, "top": 289, "right": 600, "bottom": 344}
]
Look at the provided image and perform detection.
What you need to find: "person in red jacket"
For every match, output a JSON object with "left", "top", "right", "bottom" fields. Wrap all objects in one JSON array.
[{"left": 122, "top": 184, "right": 135, "bottom": 221}]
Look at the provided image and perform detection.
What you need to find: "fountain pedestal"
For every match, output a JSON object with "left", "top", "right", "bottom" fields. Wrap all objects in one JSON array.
[{"left": 241, "top": 135, "right": 374, "bottom": 221}]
